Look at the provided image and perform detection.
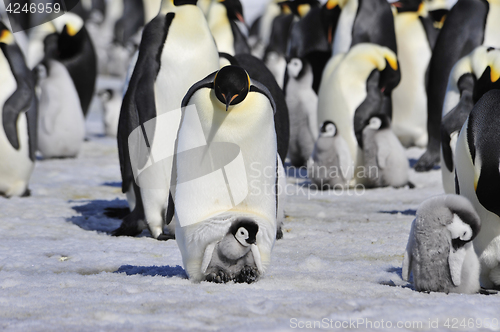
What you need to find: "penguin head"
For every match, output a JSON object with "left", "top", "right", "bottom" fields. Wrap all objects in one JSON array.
[
  {"left": 51, "top": 13, "right": 84, "bottom": 37},
  {"left": 218, "top": 0, "right": 246, "bottom": 24},
  {"left": 214, "top": 65, "right": 251, "bottom": 112},
  {"left": 287, "top": 58, "right": 304, "bottom": 79},
  {"left": 229, "top": 219, "right": 259, "bottom": 246},
  {"left": 364, "top": 115, "right": 390, "bottom": 132},
  {"left": 320, "top": 121, "right": 337, "bottom": 137},
  {"left": 472, "top": 47, "right": 500, "bottom": 103},
  {"left": 286, "top": 0, "right": 320, "bottom": 17},
  {"left": 0, "top": 24, "right": 14, "bottom": 45}
]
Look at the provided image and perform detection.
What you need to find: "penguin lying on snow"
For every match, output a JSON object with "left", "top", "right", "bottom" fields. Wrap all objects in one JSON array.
[
  {"left": 403, "top": 194, "right": 481, "bottom": 294},
  {"left": 0, "top": 23, "right": 37, "bottom": 197},
  {"left": 440, "top": 46, "right": 500, "bottom": 193},
  {"left": 172, "top": 65, "right": 285, "bottom": 283},
  {"left": 455, "top": 89, "right": 500, "bottom": 290},
  {"left": 308, "top": 121, "right": 353, "bottom": 190},
  {"left": 360, "top": 115, "right": 411, "bottom": 188}
]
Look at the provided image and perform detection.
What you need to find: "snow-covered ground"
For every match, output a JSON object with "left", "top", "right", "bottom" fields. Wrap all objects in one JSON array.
[{"left": 1, "top": 94, "right": 499, "bottom": 332}]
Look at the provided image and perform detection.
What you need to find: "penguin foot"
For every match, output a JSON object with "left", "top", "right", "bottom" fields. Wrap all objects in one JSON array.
[
  {"left": 157, "top": 233, "right": 175, "bottom": 241},
  {"left": 479, "top": 288, "right": 499, "bottom": 295},
  {"left": 414, "top": 150, "right": 440, "bottom": 172},
  {"left": 276, "top": 223, "right": 283, "bottom": 240},
  {"left": 407, "top": 181, "right": 416, "bottom": 189},
  {"left": 234, "top": 266, "right": 259, "bottom": 284},
  {"left": 205, "top": 269, "right": 231, "bottom": 283},
  {"left": 21, "top": 188, "right": 31, "bottom": 197},
  {"left": 111, "top": 211, "right": 146, "bottom": 237}
]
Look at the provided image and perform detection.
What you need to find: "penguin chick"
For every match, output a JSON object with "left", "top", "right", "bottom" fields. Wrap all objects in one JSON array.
[
  {"left": 360, "top": 115, "right": 410, "bottom": 188},
  {"left": 402, "top": 194, "right": 481, "bottom": 294},
  {"left": 202, "top": 219, "right": 262, "bottom": 283},
  {"left": 308, "top": 121, "right": 353, "bottom": 190}
]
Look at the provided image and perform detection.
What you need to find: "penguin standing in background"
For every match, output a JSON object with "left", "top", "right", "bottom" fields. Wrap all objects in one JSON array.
[
  {"left": 247, "top": 0, "right": 283, "bottom": 59},
  {"left": 455, "top": 89, "right": 500, "bottom": 289},
  {"left": 391, "top": 0, "right": 439, "bottom": 149},
  {"left": 46, "top": 13, "right": 97, "bottom": 117},
  {"left": 286, "top": 57, "right": 316, "bottom": 167},
  {"left": 173, "top": 65, "right": 283, "bottom": 282},
  {"left": 0, "top": 23, "right": 37, "bottom": 197},
  {"left": 308, "top": 121, "right": 353, "bottom": 190},
  {"left": 360, "top": 115, "right": 410, "bottom": 188},
  {"left": 114, "top": 0, "right": 220, "bottom": 240},
  {"left": 440, "top": 46, "right": 500, "bottom": 193},
  {"left": 99, "top": 88, "right": 122, "bottom": 137},
  {"left": 113, "top": 0, "right": 145, "bottom": 47},
  {"left": 403, "top": 194, "right": 481, "bottom": 294},
  {"left": 415, "top": 0, "right": 500, "bottom": 171},
  {"left": 207, "top": 0, "right": 250, "bottom": 55},
  {"left": 332, "top": 0, "right": 397, "bottom": 57},
  {"left": 317, "top": 43, "right": 400, "bottom": 184}
]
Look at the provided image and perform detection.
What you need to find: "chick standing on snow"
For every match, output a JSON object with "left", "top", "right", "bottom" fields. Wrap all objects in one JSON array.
[
  {"left": 402, "top": 194, "right": 481, "bottom": 294},
  {"left": 308, "top": 121, "right": 352, "bottom": 190},
  {"left": 202, "top": 220, "right": 263, "bottom": 283},
  {"left": 360, "top": 115, "right": 410, "bottom": 188}
]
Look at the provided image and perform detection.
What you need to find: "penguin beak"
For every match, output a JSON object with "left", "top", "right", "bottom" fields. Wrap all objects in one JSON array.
[
  {"left": 222, "top": 93, "right": 238, "bottom": 112},
  {"left": 246, "top": 238, "right": 256, "bottom": 245}
]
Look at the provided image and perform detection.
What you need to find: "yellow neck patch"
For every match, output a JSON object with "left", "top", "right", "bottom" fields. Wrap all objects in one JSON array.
[{"left": 0, "top": 29, "right": 14, "bottom": 45}]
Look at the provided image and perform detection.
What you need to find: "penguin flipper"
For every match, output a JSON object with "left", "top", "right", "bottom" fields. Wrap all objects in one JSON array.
[
  {"left": 181, "top": 71, "right": 217, "bottom": 108},
  {"left": 2, "top": 80, "right": 33, "bottom": 150}
]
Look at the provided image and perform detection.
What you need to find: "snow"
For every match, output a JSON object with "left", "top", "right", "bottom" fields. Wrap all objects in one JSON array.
[{"left": 1, "top": 94, "right": 499, "bottom": 331}]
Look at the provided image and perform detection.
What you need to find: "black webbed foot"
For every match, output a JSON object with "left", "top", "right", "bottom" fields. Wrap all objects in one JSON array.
[{"left": 234, "top": 266, "right": 259, "bottom": 284}]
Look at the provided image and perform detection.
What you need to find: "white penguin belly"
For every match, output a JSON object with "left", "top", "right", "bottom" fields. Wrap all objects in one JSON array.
[
  {"left": 0, "top": 52, "right": 33, "bottom": 197},
  {"left": 332, "top": 0, "right": 358, "bottom": 56},
  {"left": 392, "top": 13, "right": 430, "bottom": 148},
  {"left": 37, "top": 60, "right": 85, "bottom": 158},
  {"left": 483, "top": 3, "right": 500, "bottom": 48}
]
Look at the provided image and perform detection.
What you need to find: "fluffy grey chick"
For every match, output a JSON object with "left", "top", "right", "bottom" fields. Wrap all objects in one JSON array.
[
  {"left": 308, "top": 121, "right": 353, "bottom": 190},
  {"left": 202, "top": 219, "right": 262, "bottom": 284},
  {"left": 402, "top": 194, "right": 481, "bottom": 294},
  {"left": 361, "top": 115, "right": 410, "bottom": 188}
]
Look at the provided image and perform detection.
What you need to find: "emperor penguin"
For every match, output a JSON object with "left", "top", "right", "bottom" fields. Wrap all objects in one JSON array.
[
  {"left": 360, "top": 115, "right": 410, "bottom": 188},
  {"left": 41, "top": 13, "right": 97, "bottom": 117},
  {"left": 287, "top": 0, "right": 341, "bottom": 93},
  {"left": 172, "top": 65, "right": 283, "bottom": 282},
  {"left": 403, "top": 194, "right": 481, "bottom": 294},
  {"left": 207, "top": 0, "right": 250, "bottom": 56},
  {"left": 331, "top": 0, "right": 397, "bottom": 57},
  {"left": 440, "top": 46, "right": 500, "bottom": 193},
  {"left": 317, "top": 43, "right": 400, "bottom": 184},
  {"left": 114, "top": 0, "right": 220, "bottom": 240},
  {"left": 455, "top": 89, "right": 500, "bottom": 289},
  {"left": 247, "top": 0, "right": 283, "bottom": 59},
  {"left": 415, "top": 0, "right": 500, "bottom": 171},
  {"left": 286, "top": 57, "right": 317, "bottom": 167},
  {"left": 307, "top": 121, "right": 353, "bottom": 190},
  {"left": 391, "top": 0, "right": 439, "bottom": 149},
  {"left": 0, "top": 23, "right": 37, "bottom": 197},
  {"left": 99, "top": 88, "right": 122, "bottom": 138}
]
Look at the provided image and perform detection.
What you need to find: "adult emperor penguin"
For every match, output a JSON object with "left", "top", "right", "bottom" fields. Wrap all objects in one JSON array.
[
  {"left": 0, "top": 23, "right": 37, "bottom": 197},
  {"left": 247, "top": 0, "right": 283, "bottom": 59},
  {"left": 307, "top": 121, "right": 353, "bottom": 190},
  {"left": 455, "top": 89, "right": 500, "bottom": 289},
  {"left": 391, "top": 0, "right": 439, "bottom": 148},
  {"left": 43, "top": 13, "right": 97, "bottom": 117},
  {"left": 207, "top": 0, "right": 250, "bottom": 55},
  {"left": 402, "top": 194, "right": 481, "bottom": 294},
  {"left": 286, "top": 57, "right": 317, "bottom": 167},
  {"left": 440, "top": 46, "right": 500, "bottom": 193},
  {"left": 415, "top": 0, "right": 500, "bottom": 171},
  {"left": 360, "top": 115, "right": 410, "bottom": 188},
  {"left": 172, "top": 65, "right": 284, "bottom": 282},
  {"left": 331, "top": 0, "right": 397, "bottom": 57},
  {"left": 114, "top": 0, "right": 220, "bottom": 239},
  {"left": 317, "top": 43, "right": 400, "bottom": 183}
]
